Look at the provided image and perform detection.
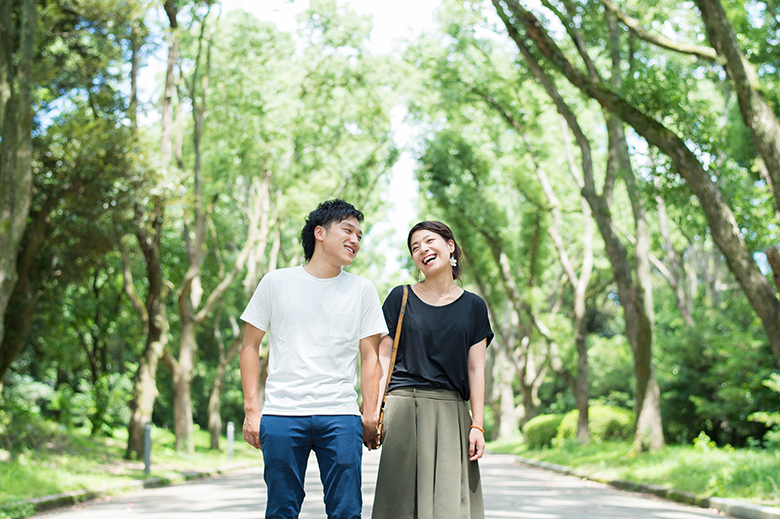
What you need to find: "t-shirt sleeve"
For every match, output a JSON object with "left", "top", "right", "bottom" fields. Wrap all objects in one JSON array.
[
  {"left": 360, "top": 280, "right": 390, "bottom": 339},
  {"left": 472, "top": 296, "right": 494, "bottom": 348},
  {"left": 382, "top": 285, "right": 405, "bottom": 339},
  {"left": 240, "top": 273, "right": 274, "bottom": 332}
]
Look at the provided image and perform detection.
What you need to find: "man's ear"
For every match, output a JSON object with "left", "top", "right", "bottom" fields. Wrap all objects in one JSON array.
[{"left": 314, "top": 225, "right": 326, "bottom": 242}]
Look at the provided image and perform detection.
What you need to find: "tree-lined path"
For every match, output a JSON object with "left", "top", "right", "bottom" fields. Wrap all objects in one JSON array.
[{"left": 37, "top": 451, "right": 733, "bottom": 518}]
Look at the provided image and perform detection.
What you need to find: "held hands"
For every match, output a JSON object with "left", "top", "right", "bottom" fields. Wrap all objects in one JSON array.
[
  {"left": 362, "top": 415, "right": 381, "bottom": 451},
  {"left": 468, "top": 425, "right": 485, "bottom": 461},
  {"left": 243, "top": 408, "right": 262, "bottom": 450}
]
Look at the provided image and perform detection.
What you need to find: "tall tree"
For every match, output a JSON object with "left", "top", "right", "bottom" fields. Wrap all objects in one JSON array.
[
  {"left": 1, "top": 0, "right": 149, "bottom": 387},
  {"left": 490, "top": 0, "right": 665, "bottom": 450},
  {"left": 0, "top": 0, "right": 37, "bottom": 386},
  {"left": 125, "top": 0, "right": 178, "bottom": 460},
  {"left": 490, "top": 0, "right": 780, "bottom": 373}
]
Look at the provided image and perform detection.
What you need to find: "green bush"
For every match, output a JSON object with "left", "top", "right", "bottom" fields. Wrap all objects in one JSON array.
[
  {"left": 556, "top": 405, "right": 636, "bottom": 444},
  {"left": 522, "top": 414, "right": 564, "bottom": 449},
  {"left": 0, "top": 376, "right": 63, "bottom": 453}
]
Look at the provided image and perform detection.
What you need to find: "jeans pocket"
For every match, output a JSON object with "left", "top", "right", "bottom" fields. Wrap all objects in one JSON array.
[{"left": 258, "top": 417, "right": 266, "bottom": 447}]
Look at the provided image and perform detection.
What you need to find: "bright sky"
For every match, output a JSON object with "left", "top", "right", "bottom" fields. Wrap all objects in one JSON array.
[
  {"left": 219, "top": 0, "right": 440, "bottom": 282},
  {"left": 221, "top": 0, "right": 439, "bottom": 55}
]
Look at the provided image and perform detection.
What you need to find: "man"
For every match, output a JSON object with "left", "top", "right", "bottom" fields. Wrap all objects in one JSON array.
[{"left": 240, "top": 199, "right": 387, "bottom": 519}]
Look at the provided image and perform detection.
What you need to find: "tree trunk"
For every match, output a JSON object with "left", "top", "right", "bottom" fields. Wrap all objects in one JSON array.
[
  {"left": 0, "top": 193, "right": 57, "bottom": 382},
  {"left": 161, "top": 0, "right": 179, "bottom": 167},
  {"left": 515, "top": 338, "right": 545, "bottom": 425},
  {"left": 207, "top": 335, "right": 241, "bottom": 449},
  {"left": 207, "top": 173, "right": 273, "bottom": 449},
  {"left": 0, "top": 0, "right": 37, "bottom": 382},
  {"left": 172, "top": 320, "right": 196, "bottom": 452},
  {"left": 124, "top": 1, "right": 174, "bottom": 458},
  {"left": 538, "top": 131, "right": 594, "bottom": 444},
  {"left": 125, "top": 205, "right": 169, "bottom": 460},
  {"left": 606, "top": 111, "right": 664, "bottom": 451},
  {"left": 169, "top": 5, "right": 218, "bottom": 452},
  {"left": 207, "top": 371, "right": 223, "bottom": 450},
  {"left": 496, "top": 338, "right": 521, "bottom": 440}
]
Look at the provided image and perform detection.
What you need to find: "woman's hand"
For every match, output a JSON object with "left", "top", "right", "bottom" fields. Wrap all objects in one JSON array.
[{"left": 468, "top": 426, "right": 485, "bottom": 460}]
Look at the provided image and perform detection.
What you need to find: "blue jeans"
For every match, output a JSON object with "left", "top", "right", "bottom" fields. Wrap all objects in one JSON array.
[{"left": 258, "top": 415, "right": 363, "bottom": 519}]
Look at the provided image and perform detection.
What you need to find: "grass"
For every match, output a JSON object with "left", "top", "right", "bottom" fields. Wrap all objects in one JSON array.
[
  {"left": 0, "top": 424, "right": 261, "bottom": 513},
  {"left": 487, "top": 439, "right": 780, "bottom": 507}
]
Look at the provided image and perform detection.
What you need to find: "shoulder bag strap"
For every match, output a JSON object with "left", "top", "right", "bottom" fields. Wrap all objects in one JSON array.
[{"left": 377, "top": 285, "right": 408, "bottom": 439}]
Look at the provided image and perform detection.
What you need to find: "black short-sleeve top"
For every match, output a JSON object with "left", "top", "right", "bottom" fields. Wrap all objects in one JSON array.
[{"left": 383, "top": 284, "right": 494, "bottom": 401}]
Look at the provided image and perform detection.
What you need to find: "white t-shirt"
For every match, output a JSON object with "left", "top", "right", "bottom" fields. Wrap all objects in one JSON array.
[{"left": 240, "top": 265, "right": 388, "bottom": 416}]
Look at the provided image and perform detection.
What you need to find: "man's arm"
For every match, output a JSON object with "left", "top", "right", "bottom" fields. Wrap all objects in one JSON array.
[
  {"left": 359, "top": 333, "right": 381, "bottom": 450},
  {"left": 240, "top": 323, "right": 266, "bottom": 449},
  {"left": 467, "top": 339, "right": 488, "bottom": 461},
  {"left": 375, "top": 333, "right": 393, "bottom": 417}
]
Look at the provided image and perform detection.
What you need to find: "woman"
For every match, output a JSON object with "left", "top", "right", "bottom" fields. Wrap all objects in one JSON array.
[{"left": 372, "top": 221, "right": 493, "bottom": 519}]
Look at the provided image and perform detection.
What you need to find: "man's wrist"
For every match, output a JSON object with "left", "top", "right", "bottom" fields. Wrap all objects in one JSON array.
[{"left": 244, "top": 403, "right": 261, "bottom": 413}]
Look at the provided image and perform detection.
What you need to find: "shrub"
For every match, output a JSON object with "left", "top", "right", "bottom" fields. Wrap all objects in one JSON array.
[
  {"left": 523, "top": 414, "right": 564, "bottom": 449},
  {"left": 556, "top": 405, "right": 636, "bottom": 444},
  {"left": 748, "top": 374, "right": 780, "bottom": 449}
]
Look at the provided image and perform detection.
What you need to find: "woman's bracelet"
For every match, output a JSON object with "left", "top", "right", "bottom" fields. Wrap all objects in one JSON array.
[{"left": 470, "top": 425, "right": 484, "bottom": 434}]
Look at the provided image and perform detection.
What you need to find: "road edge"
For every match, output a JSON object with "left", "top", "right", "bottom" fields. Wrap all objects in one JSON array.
[
  {"left": 4, "top": 462, "right": 257, "bottom": 517},
  {"left": 514, "top": 456, "right": 780, "bottom": 519}
]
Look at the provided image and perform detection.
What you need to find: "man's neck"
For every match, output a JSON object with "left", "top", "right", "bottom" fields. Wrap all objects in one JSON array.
[{"left": 303, "top": 255, "right": 343, "bottom": 279}]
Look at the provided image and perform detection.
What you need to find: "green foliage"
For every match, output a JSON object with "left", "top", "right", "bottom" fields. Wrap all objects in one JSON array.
[
  {"left": 748, "top": 374, "right": 780, "bottom": 448},
  {"left": 656, "top": 290, "right": 776, "bottom": 446},
  {"left": 0, "top": 420, "right": 259, "bottom": 508},
  {"left": 555, "top": 406, "right": 636, "bottom": 444},
  {"left": 0, "top": 501, "right": 35, "bottom": 519},
  {"left": 0, "top": 375, "right": 62, "bottom": 453},
  {"left": 488, "top": 439, "right": 780, "bottom": 505},
  {"left": 588, "top": 335, "right": 635, "bottom": 408},
  {"left": 693, "top": 431, "right": 719, "bottom": 452},
  {"left": 522, "top": 414, "right": 564, "bottom": 449}
]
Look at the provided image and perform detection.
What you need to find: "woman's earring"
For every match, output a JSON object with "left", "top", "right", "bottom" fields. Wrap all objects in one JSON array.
[
  {"left": 450, "top": 256, "right": 458, "bottom": 267},
  {"left": 418, "top": 270, "right": 424, "bottom": 282}
]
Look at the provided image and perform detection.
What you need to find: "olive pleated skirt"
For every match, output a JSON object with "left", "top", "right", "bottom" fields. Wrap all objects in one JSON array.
[{"left": 371, "top": 388, "right": 484, "bottom": 519}]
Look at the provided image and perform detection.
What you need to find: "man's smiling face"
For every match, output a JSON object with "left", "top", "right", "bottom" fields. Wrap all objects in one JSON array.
[{"left": 319, "top": 217, "right": 363, "bottom": 267}]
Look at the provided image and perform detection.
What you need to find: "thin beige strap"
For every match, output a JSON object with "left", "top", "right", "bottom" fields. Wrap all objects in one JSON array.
[{"left": 377, "top": 285, "right": 408, "bottom": 438}]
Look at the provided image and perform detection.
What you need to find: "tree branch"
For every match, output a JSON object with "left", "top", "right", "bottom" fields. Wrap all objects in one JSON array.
[
  {"left": 121, "top": 243, "right": 148, "bottom": 331},
  {"left": 601, "top": 0, "right": 718, "bottom": 61}
]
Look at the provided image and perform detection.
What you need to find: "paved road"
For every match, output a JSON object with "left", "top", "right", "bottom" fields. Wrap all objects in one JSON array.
[{"left": 37, "top": 450, "right": 733, "bottom": 518}]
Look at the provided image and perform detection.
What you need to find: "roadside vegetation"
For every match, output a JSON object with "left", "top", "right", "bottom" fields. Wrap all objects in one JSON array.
[
  {"left": 0, "top": 423, "right": 259, "bottom": 519},
  {"left": 488, "top": 438, "right": 780, "bottom": 507}
]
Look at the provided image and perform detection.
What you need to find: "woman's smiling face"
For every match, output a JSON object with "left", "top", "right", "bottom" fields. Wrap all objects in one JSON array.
[{"left": 409, "top": 230, "right": 454, "bottom": 276}]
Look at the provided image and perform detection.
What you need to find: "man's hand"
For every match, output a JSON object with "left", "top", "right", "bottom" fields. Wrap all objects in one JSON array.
[
  {"left": 362, "top": 415, "right": 380, "bottom": 450},
  {"left": 359, "top": 333, "right": 381, "bottom": 450},
  {"left": 243, "top": 407, "right": 262, "bottom": 449}
]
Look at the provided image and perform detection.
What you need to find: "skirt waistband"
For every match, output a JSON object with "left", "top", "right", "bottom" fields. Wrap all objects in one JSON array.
[{"left": 388, "top": 387, "right": 463, "bottom": 401}]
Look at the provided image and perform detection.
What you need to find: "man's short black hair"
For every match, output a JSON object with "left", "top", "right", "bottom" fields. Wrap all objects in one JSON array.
[{"left": 301, "top": 199, "right": 364, "bottom": 261}]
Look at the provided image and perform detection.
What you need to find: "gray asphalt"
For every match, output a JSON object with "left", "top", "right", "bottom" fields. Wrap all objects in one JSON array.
[{"left": 36, "top": 450, "right": 733, "bottom": 518}]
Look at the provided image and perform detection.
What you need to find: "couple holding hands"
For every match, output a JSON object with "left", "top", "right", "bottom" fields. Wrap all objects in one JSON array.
[{"left": 240, "top": 199, "right": 493, "bottom": 519}]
